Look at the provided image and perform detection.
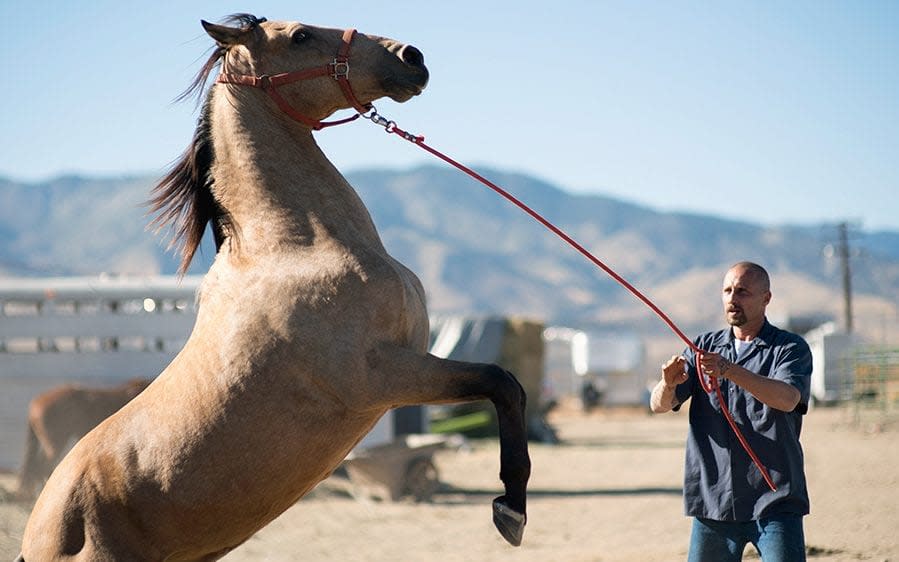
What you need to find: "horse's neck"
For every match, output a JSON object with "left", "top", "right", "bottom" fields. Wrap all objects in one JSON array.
[{"left": 210, "top": 91, "right": 385, "bottom": 256}]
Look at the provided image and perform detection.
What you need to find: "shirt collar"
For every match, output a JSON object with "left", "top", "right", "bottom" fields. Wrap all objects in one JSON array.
[{"left": 710, "top": 318, "right": 774, "bottom": 351}]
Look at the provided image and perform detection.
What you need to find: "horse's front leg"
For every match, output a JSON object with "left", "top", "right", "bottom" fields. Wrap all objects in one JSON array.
[{"left": 365, "top": 342, "right": 531, "bottom": 546}]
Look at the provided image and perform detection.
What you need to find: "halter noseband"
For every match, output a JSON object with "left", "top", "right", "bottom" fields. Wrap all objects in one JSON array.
[{"left": 216, "top": 28, "right": 371, "bottom": 130}]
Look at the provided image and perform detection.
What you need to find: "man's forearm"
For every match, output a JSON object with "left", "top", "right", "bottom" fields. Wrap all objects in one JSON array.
[
  {"left": 724, "top": 365, "right": 801, "bottom": 412},
  {"left": 650, "top": 379, "right": 679, "bottom": 413}
]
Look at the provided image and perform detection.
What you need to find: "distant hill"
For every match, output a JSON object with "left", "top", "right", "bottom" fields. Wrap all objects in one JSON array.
[
  {"left": 2, "top": 166, "right": 897, "bottom": 343},
  {"left": 0, "top": 174, "right": 218, "bottom": 278}
]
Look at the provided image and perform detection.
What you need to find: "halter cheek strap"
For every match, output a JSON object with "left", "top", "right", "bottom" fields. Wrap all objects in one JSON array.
[
  {"left": 216, "top": 28, "right": 371, "bottom": 130},
  {"left": 332, "top": 28, "right": 370, "bottom": 115}
]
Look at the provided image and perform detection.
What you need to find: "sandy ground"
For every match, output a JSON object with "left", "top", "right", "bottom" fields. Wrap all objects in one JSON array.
[{"left": 1, "top": 402, "right": 896, "bottom": 561}]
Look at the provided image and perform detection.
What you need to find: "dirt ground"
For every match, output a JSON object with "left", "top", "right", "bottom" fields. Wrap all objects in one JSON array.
[{"left": 1, "top": 401, "right": 896, "bottom": 561}]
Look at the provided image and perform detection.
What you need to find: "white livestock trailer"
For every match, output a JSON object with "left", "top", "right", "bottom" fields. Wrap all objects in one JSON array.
[{"left": 0, "top": 275, "right": 200, "bottom": 471}]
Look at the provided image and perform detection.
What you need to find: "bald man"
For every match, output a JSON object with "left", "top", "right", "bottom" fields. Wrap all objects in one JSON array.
[{"left": 650, "top": 262, "right": 812, "bottom": 562}]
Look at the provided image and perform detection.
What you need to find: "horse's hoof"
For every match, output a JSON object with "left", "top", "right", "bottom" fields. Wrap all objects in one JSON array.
[{"left": 492, "top": 496, "right": 526, "bottom": 546}]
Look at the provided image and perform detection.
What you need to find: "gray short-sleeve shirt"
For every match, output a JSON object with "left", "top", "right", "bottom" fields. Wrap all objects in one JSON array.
[{"left": 673, "top": 319, "right": 813, "bottom": 521}]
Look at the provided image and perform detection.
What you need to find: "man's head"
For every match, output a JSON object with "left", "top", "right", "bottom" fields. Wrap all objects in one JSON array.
[{"left": 722, "top": 262, "right": 771, "bottom": 334}]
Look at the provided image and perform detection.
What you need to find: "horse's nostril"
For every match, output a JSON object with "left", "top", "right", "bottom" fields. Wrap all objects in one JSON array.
[{"left": 400, "top": 45, "right": 425, "bottom": 68}]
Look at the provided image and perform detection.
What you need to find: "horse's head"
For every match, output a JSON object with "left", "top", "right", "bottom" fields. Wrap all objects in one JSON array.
[
  {"left": 203, "top": 14, "right": 429, "bottom": 124},
  {"left": 151, "top": 15, "right": 429, "bottom": 276}
]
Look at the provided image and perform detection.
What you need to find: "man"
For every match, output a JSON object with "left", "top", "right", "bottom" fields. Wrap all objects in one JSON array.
[{"left": 650, "top": 262, "right": 813, "bottom": 561}]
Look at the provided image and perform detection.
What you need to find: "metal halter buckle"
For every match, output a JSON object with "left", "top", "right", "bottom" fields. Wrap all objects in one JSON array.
[{"left": 331, "top": 59, "right": 349, "bottom": 80}]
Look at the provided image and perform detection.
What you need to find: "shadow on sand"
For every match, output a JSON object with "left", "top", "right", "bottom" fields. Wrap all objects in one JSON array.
[{"left": 432, "top": 483, "right": 682, "bottom": 504}]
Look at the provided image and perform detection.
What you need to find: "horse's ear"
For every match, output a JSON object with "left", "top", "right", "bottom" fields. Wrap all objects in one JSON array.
[{"left": 201, "top": 20, "right": 245, "bottom": 47}]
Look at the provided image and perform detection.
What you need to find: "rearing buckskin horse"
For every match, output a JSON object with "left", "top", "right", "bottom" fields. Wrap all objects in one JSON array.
[{"left": 19, "top": 14, "right": 529, "bottom": 561}]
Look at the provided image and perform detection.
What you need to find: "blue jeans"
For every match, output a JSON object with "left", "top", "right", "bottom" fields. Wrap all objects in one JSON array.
[{"left": 688, "top": 514, "right": 806, "bottom": 562}]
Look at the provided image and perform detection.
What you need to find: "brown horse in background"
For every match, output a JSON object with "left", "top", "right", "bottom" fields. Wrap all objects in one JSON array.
[
  {"left": 15, "top": 379, "right": 151, "bottom": 499},
  {"left": 20, "top": 14, "right": 529, "bottom": 561}
]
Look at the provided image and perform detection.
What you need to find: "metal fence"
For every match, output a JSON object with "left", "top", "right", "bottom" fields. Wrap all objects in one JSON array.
[{"left": 844, "top": 346, "right": 899, "bottom": 428}]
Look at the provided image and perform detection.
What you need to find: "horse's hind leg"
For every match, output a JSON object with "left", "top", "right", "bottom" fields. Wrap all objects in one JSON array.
[{"left": 365, "top": 343, "right": 531, "bottom": 546}]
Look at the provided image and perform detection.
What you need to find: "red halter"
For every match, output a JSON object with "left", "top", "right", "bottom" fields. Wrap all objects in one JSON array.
[{"left": 216, "top": 28, "right": 371, "bottom": 130}]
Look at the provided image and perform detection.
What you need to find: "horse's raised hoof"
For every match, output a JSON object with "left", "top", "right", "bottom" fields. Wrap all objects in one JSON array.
[{"left": 492, "top": 496, "right": 526, "bottom": 546}]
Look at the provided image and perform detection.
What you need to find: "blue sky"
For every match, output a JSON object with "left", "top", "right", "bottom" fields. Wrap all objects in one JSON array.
[{"left": 2, "top": 1, "right": 897, "bottom": 231}]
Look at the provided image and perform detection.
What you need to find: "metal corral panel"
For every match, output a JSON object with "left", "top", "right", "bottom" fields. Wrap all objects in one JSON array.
[
  {"left": 1, "top": 275, "right": 200, "bottom": 379},
  {"left": 0, "top": 275, "right": 202, "bottom": 301},
  {"left": 0, "top": 311, "right": 197, "bottom": 341}
]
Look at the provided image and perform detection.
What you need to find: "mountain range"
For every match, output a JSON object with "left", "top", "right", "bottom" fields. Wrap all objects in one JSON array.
[{"left": 2, "top": 166, "right": 897, "bottom": 348}]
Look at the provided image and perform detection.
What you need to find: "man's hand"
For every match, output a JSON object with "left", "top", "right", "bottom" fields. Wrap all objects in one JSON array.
[
  {"left": 698, "top": 351, "right": 734, "bottom": 379},
  {"left": 662, "top": 355, "right": 689, "bottom": 388},
  {"left": 651, "top": 356, "right": 687, "bottom": 413}
]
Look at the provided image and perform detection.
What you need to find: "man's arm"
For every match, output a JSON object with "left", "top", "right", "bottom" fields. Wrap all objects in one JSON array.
[
  {"left": 650, "top": 355, "right": 688, "bottom": 414},
  {"left": 699, "top": 352, "right": 801, "bottom": 412}
]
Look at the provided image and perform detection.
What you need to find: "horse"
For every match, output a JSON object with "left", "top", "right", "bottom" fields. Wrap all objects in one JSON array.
[
  {"left": 15, "top": 378, "right": 152, "bottom": 500},
  {"left": 19, "top": 14, "right": 530, "bottom": 561}
]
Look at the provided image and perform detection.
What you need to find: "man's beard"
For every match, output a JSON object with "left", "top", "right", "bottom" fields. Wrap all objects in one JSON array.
[{"left": 726, "top": 308, "right": 746, "bottom": 326}]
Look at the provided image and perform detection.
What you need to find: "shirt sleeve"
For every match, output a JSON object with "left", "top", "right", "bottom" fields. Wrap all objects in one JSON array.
[{"left": 771, "top": 335, "right": 813, "bottom": 413}]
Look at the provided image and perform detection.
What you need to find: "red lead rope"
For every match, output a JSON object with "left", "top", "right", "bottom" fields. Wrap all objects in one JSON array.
[{"left": 362, "top": 109, "right": 777, "bottom": 492}]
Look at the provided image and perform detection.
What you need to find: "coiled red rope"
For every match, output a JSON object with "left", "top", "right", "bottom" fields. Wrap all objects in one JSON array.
[{"left": 362, "top": 108, "right": 776, "bottom": 491}]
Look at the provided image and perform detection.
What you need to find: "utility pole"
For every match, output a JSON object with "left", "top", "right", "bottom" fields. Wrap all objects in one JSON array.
[{"left": 838, "top": 222, "right": 853, "bottom": 333}]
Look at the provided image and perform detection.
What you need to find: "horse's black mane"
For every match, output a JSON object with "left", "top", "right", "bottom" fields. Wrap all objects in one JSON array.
[
  {"left": 146, "top": 14, "right": 264, "bottom": 275},
  {"left": 147, "top": 95, "right": 227, "bottom": 275}
]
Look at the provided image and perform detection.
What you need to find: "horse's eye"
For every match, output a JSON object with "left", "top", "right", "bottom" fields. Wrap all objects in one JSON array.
[{"left": 292, "top": 31, "right": 307, "bottom": 44}]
